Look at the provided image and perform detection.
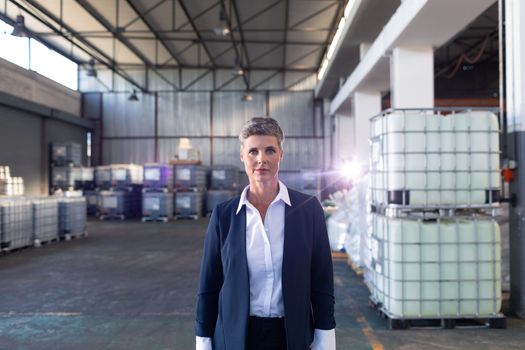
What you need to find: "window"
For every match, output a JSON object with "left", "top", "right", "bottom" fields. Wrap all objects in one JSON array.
[
  {"left": 0, "top": 18, "right": 78, "bottom": 90},
  {"left": 0, "top": 20, "right": 29, "bottom": 69}
]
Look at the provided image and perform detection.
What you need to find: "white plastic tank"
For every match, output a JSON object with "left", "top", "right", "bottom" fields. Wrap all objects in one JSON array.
[
  {"left": 370, "top": 110, "right": 500, "bottom": 207},
  {"left": 370, "top": 214, "right": 501, "bottom": 317}
]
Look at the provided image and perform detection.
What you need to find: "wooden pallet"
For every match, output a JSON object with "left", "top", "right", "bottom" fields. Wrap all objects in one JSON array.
[
  {"left": 0, "top": 242, "right": 32, "bottom": 254},
  {"left": 60, "top": 231, "right": 88, "bottom": 241},
  {"left": 99, "top": 214, "right": 126, "bottom": 221},
  {"left": 174, "top": 187, "right": 206, "bottom": 192},
  {"left": 369, "top": 297, "right": 506, "bottom": 330},
  {"left": 141, "top": 216, "right": 170, "bottom": 223},
  {"left": 142, "top": 187, "right": 171, "bottom": 193},
  {"left": 174, "top": 214, "right": 199, "bottom": 220},
  {"left": 33, "top": 237, "right": 59, "bottom": 247}
]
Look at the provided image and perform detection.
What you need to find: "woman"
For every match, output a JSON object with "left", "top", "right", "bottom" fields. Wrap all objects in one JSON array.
[{"left": 195, "top": 117, "right": 335, "bottom": 350}]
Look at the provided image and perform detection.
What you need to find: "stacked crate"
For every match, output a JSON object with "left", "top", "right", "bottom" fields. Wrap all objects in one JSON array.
[
  {"left": 83, "top": 190, "right": 99, "bottom": 216},
  {"left": 95, "top": 166, "right": 112, "bottom": 190},
  {"left": 30, "top": 197, "right": 59, "bottom": 246},
  {"left": 0, "top": 166, "right": 25, "bottom": 196},
  {"left": 51, "top": 142, "right": 82, "bottom": 166},
  {"left": 51, "top": 166, "right": 94, "bottom": 191},
  {"left": 0, "top": 197, "right": 33, "bottom": 251},
  {"left": 50, "top": 142, "right": 84, "bottom": 193},
  {"left": 86, "top": 166, "right": 113, "bottom": 217},
  {"left": 367, "top": 108, "right": 504, "bottom": 328},
  {"left": 58, "top": 196, "right": 87, "bottom": 239},
  {"left": 206, "top": 165, "right": 239, "bottom": 216},
  {"left": 173, "top": 164, "right": 207, "bottom": 220},
  {"left": 300, "top": 169, "right": 321, "bottom": 199},
  {"left": 141, "top": 163, "right": 173, "bottom": 222},
  {"left": 98, "top": 164, "right": 143, "bottom": 220}
]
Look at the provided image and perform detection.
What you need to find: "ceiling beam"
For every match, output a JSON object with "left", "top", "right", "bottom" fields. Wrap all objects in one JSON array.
[
  {"left": 250, "top": 44, "right": 283, "bottom": 65},
  {"left": 219, "top": 0, "right": 249, "bottom": 89},
  {"left": 290, "top": 2, "right": 338, "bottom": 29},
  {"left": 119, "top": 63, "right": 316, "bottom": 72},
  {"left": 125, "top": 0, "right": 183, "bottom": 66},
  {"left": 34, "top": 31, "right": 327, "bottom": 46},
  {"left": 175, "top": 1, "right": 221, "bottom": 31},
  {"left": 16, "top": 0, "right": 146, "bottom": 91},
  {"left": 231, "top": 0, "right": 282, "bottom": 31},
  {"left": 177, "top": 0, "right": 217, "bottom": 67},
  {"left": 75, "top": 0, "right": 153, "bottom": 67},
  {"left": 287, "top": 46, "right": 322, "bottom": 67},
  {"left": 285, "top": 72, "right": 314, "bottom": 90},
  {"left": 231, "top": 0, "right": 251, "bottom": 69},
  {"left": 122, "top": 0, "right": 168, "bottom": 30},
  {"left": 251, "top": 70, "right": 281, "bottom": 90}
]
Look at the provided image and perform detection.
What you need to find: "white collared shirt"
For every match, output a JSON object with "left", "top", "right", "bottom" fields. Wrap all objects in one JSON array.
[
  {"left": 196, "top": 181, "right": 335, "bottom": 350},
  {"left": 236, "top": 180, "right": 290, "bottom": 317}
]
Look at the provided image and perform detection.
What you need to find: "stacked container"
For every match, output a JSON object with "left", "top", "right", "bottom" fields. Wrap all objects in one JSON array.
[
  {"left": 0, "top": 166, "right": 25, "bottom": 196},
  {"left": 50, "top": 142, "right": 84, "bottom": 194},
  {"left": 207, "top": 165, "right": 239, "bottom": 216},
  {"left": 30, "top": 197, "right": 59, "bottom": 246},
  {"left": 367, "top": 108, "right": 504, "bottom": 328},
  {"left": 300, "top": 169, "right": 321, "bottom": 199},
  {"left": 97, "top": 164, "right": 143, "bottom": 220},
  {"left": 0, "top": 197, "right": 33, "bottom": 251},
  {"left": 58, "top": 196, "right": 87, "bottom": 239},
  {"left": 84, "top": 190, "right": 99, "bottom": 216},
  {"left": 142, "top": 163, "right": 173, "bottom": 222},
  {"left": 95, "top": 166, "right": 112, "bottom": 190},
  {"left": 174, "top": 164, "right": 207, "bottom": 219},
  {"left": 51, "top": 142, "right": 82, "bottom": 166}
]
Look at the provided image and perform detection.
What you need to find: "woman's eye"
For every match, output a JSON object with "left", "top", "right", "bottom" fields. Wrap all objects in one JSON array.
[
  {"left": 249, "top": 150, "right": 258, "bottom": 155},
  {"left": 266, "top": 149, "right": 276, "bottom": 154}
]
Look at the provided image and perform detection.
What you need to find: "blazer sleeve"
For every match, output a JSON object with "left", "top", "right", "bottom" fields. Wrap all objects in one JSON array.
[
  {"left": 195, "top": 206, "right": 224, "bottom": 337},
  {"left": 310, "top": 198, "right": 336, "bottom": 330}
]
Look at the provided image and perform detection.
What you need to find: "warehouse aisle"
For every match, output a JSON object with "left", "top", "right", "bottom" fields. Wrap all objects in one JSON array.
[{"left": 0, "top": 219, "right": 525, "bottom": 349}]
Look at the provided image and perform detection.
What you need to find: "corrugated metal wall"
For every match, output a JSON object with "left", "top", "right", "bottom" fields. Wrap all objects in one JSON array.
[
  {"left": 213, "top": 92, "right": 266, "bottom": 136},
  {"left": 84, "top": 72, "right": 327, "bottom": 174},
  {"left": 158, "top": 92, "right": 211, "bottom": 136}
]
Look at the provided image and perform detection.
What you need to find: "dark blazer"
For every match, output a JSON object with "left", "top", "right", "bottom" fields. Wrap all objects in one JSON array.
[{"left": 195, "top": 188, "right": 335, "bottom": 350}]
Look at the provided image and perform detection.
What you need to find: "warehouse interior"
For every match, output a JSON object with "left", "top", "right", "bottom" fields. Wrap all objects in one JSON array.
[{"left": 1, "top": 0, "right": 525, "bottom": 348}]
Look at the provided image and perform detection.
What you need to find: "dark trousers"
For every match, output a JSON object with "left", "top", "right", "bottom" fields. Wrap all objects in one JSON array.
[{"left": 246, "top": 316, "right": 287, "bottom": 350}]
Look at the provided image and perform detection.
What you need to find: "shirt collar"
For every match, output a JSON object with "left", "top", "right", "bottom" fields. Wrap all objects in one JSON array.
[{"left": 236, "top": 180, "right": 291, "bottom": 215}]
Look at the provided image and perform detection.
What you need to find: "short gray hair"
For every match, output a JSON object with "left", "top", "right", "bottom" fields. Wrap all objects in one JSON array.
[{"left": 239, "top": 117, "right": 284, "bottom": 149}]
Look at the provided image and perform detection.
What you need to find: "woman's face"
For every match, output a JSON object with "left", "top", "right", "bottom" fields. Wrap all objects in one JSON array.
[{"left": 240, "top": 135, "right": 283, "bottom": 185}]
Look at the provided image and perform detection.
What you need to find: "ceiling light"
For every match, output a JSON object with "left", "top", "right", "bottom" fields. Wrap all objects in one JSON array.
[
  {"left": 128, "top": 89, "right": 139, "bottom": 101},
  {"left": 213, "top": 8, "right": 230, "bottom": 36},
  {"left": 241, "top": 92, "right": 253, "bottom": 102},
  {"left": 86, "top": 59, "right": 97, "bottom": 77},
  {"left": 11, "top": 15, "right": 27, "bottom": 37},
  {"left": 232, "top": 57, "right": 244, "bottom": 76}
]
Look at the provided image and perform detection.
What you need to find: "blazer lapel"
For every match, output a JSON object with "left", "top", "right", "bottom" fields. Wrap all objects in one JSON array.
[
  {"left": 233, "top": 205, "right": 249, "bottom": 283},
  {"left": 282, "top": 193, "right": 295, "bottom": 307}
]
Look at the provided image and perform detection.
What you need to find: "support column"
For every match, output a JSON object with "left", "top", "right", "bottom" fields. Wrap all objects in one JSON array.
[
  {"left": 390, "top": 46, "right": 434, "bottom": 109},
  {"left": 333, "top": 112, "right": 354, "bottom": 168},
  {"left": 506, "top": 0, "right": 525, "bottom": 318},
  {"left": 353, "top": 90, "right": 381, "bottom": 168}
]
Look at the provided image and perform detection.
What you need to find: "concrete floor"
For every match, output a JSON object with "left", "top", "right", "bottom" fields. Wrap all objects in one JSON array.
[{"left": 0, "top": 218, "right": 524, "bottom": 349}]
